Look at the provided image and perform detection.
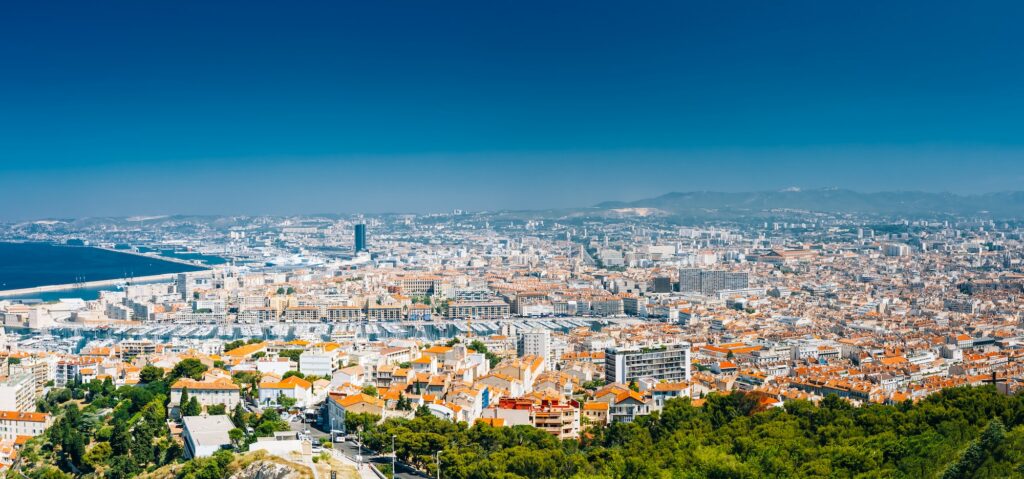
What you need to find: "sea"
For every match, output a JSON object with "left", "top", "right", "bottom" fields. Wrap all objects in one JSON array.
[{"left": 0, "top": 242, "right": 210, "bottom": 300}]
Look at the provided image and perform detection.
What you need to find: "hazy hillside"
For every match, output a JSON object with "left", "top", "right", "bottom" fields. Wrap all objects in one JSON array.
[{"left": 596, "top": 189, "right": 1024, "bottom": 217}]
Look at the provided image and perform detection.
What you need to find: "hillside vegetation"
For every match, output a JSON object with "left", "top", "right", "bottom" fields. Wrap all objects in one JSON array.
[
  {"left": 8, "top": 360, "right": 291, "bottom": 479},
  {"left": 352, "top": 386, "right": 1024, "bottom": 479},
  {"left": 10, "top": 361, "right": 1024, "bottom": 479}
]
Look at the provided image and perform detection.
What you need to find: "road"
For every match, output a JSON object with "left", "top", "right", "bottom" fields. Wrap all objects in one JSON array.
[
  {"left": 288, "top": 420, "right": 380, "bottom": 479},
  {"left": 293, "top": 419, "right": 430, "bottom": 479}
]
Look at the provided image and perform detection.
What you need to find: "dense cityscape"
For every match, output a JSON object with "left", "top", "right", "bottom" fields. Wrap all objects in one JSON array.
[
  {"left": 1, "top": 206, "right": 1023, "bottom": 478},
  {"left": 5, "top": 1, "right": 1024, "bottom": 477}
]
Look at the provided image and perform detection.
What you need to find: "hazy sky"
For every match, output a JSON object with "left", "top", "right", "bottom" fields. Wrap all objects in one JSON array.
[{"left": 2, "top": 1, "right": 1024, "bottom": 219}]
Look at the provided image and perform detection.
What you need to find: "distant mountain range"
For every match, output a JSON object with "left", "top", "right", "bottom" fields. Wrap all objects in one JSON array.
[{"left": 594, "top": 189, "right": 1024, "bottom": 217}]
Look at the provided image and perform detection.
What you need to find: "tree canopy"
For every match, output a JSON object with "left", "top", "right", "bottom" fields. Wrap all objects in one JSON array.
[
  {"left": 12, "top": 359, "right": 290, "bottom": 479},
  {"left": 354, "top": 386, "right": 1024, "bottom": 479},
  {"left": 13, "top": 374, "right": 1024, "bottom": 479},
  {"left": 167, "top": 359, "right": 208, "bottom": 383}
]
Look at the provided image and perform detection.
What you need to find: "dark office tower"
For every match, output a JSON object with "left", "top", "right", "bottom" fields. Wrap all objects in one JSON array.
[
  {"left": 652, "top": 276, "right": 673, "bottom": 293},
  {"left": 354, "top": 224, "right": 367, "bottom": 252}
]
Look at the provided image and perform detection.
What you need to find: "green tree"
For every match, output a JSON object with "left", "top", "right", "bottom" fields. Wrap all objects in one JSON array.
[
  {"left": 228, "top": 428, "right": 245, "bottom": 449},
  {"left": 181, "top": 396, "right": 202, "bottom": 417},
  {"left": 163, "top": 439, "right": 184, "bottom": 464},
  {"left": 345, "top": 412, "right": 381, "bottom": 434},
  {"left": 362, "top": 384, "right": 379, "bottom": 397},
  {"left": 397, "top": 393, "right": 412, "bottom": 411},
  {"left": 169, "top": 359, "right": 208, "bottom": 382},
  {"left": 942, "top": 417, "right": 1007, "bottom": 479},
  {"left": 25, "top": 466, "right": 71, "bottom": 479},
  {"left": 223, "top": 340, "right": 246, "bottom": 351},
  {"left": 278, "top": 395, "right": 297, "bottom": 409},
  {"left": 139, "top": 365, "right": 164, "bottom": 383},
  {"left": 469, "top": 340, "right": 487, "bottom": 353},
  {"left": 179, "top": 387, "right": 191, "bottom": 409},
  {"left": 207, "top": 403, "right": 227, "bottom": 415},
  {"left": 178, "top": 454, "right": 227, "bottom": 479},
  {"left": 468, "top": 339, "right": 501, "bottom": 367},
  {"left": 231, "top": 402, "right": 247, "bottom": 428},
  {"left": 252, "top": 409, "right": 291, "bottom": 437},
  {"left": 110, "top": 418, "right": 131, "bottom": 456}
]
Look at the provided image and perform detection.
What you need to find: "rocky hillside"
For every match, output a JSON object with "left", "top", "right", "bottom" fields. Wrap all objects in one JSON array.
[{"left": 138, "top": 451, "right": 313, "bottom": 479}]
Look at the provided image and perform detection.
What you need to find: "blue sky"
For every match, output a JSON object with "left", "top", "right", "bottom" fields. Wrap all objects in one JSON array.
[{"left": 2, "top": 1, "right": 1023, "bottom": 219}]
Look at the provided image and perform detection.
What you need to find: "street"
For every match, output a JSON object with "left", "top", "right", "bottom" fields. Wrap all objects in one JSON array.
[{"left": 292, "top": 418, "right": 430, "bottom": 479}]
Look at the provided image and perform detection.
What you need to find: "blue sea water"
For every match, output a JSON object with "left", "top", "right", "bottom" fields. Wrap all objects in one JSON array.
[
  {"left": 0, "top": 282, "right": 168, "bottom": 301},
  {"left": 158, "top": 249, "right": 229, "bottom": 265},
  {"left": 0, "top": 242, "right": 206, "bottom": 296}
]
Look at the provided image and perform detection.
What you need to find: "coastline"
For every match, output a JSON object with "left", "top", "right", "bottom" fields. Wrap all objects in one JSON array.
[
  {"left": 0, "top": 242, "right": 214, "bottom": 298},
  {"left": 0, "top": 272, "right": 185, "bottom": 297},
  {"left": 94, "top": 246, "right": 213, "bottom": 267}
]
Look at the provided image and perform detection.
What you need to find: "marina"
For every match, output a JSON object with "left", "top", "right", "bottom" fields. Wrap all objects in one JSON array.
[{"left": 6, "top": 317, "right": 625, "bottom": 354}]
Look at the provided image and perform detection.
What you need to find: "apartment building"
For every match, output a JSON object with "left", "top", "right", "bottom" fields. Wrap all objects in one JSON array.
[
  {"left": 0, "top": 372, "right": 37, "bottom": 412},
  {"left": 367, "top": 304, "right": 403, "bottom": 321},
  {"left": 399, "top": 276, "right": 443, "bottom": 296},
  {"left": 678, "top": 269, "right": 749, "bottom": 296},
  {"left": 0, "top": 411, "right": 51, "bottom": 441},
  {"left": 518, "top": 329, "right": 550, "bottom": 361},
  {"left": 447, "top": 301, "right": 511, "bottom": 320},
  {"left": 605, "top": 342, "right": 692, "bottom": 384},
  {"left": 55, "top": 358, "right": 103, "bottom": 387},
  {"left": 283, "top": 306, "right": 320, "bottom": 322},
  {"left": 258, "top": 376, "right": 313, "bottom": 408},
  {"left": 326, "top": 305, "right": 364, "bottom": 322},
  {"left": 237, "top": 307, "right": 279, "bottom": 322},
  {"left": 170, "top": 378, "right": 241, "bottom": 411},
  {"left": 489, "top": 397, "right": 579, "bottom": 439},
  {"left": 299, "top": 350, "right": 336, "bottom": 377}
]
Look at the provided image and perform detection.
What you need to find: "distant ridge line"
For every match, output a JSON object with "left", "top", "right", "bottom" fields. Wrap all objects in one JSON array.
[{"left": 594, "top": 189, "right": 1024, "bottom": 217}]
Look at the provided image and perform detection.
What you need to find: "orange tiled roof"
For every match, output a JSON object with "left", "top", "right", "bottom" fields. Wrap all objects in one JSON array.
[
  {"left": 475, "top": 417, "right": 505, "bottom": 427},
  {"left": 0, "top": 411, "right": 49, "bottom": 423},
  {"left": 334, "top": 393, "right": 384, "bottom": 408},
  {"left": 224, "top": 342, "right": 266, "bottom": 358},
  {"left": 260, "top": 375, "right": 312, "bottom": 390},
  {"left": 171, "top": 377, "right": 239, "bottom": 391}
]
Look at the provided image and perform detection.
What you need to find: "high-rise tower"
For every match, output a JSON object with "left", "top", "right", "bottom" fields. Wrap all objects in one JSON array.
[{"left": 354, "top": 223, "right": 367, "bottom": 252}]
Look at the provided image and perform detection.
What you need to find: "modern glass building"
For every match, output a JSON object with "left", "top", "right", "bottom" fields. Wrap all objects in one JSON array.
[{"left": 354, "top": 224, "right": 367, "bottom": 252}]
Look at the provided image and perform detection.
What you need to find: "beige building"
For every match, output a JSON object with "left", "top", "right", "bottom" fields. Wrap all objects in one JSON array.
[
  {"left": 170, "top": 378, "right": 241, "bottom": 411},
  {"left": 0, "top": 411, "right": 50, "bottom": 440}
]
